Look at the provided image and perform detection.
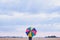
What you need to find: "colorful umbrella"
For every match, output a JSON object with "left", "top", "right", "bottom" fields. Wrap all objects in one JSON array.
[{"left": 26, "top": 27, "right": 37, "bottom": 37}]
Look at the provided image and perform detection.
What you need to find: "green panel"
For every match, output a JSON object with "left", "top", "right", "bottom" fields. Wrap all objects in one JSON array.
[
  {"left": 28, "top": 27, "right": 31, "bottom": 31},
  {"left": 32, "top": 32, "right": 35, "bottom": 37}
]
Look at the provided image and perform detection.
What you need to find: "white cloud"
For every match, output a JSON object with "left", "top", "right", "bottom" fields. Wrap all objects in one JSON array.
[
  {"left": 51, "top": 0, "right": 60, "bottom": 6},
  {"left": 48, "top": 12, "right": 60, "bottom": 20},
  {"left": 48, "top": 0, "right": 60, "bottom": 8},
  {"left": 0, "top": 12, "right": 60, "bottom": 22},
  {"left": 0, "top": 0, "right": 20, "bottom": 3},
  {"left": 34, "top": 0, "right": 60, "bottom": 9},
  {"left": 0, "top": 0, "right": 60, "bottom": 9},
  {"left": 0, "top": 0, "right": 21, "bottom": 7},
  {"left": 0, "top": 32, "right": 26, "bottom": 37}
]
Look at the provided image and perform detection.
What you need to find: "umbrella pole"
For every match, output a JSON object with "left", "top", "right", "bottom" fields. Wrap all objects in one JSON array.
[{"left": 29, "top": 37, "right": 32, "bottom": 40}]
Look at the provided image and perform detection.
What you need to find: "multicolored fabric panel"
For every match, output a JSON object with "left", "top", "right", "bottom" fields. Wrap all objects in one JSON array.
[{"left": 26, "top": 27, "right": 37, "bottom": 37}]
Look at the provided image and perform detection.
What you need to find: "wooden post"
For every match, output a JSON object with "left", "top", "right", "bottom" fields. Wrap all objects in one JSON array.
[{"left": 29, "top": 37, "right": 32, "bottom": 40}]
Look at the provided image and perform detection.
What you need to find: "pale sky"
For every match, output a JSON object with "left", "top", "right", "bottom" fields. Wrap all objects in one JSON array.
[{"left": 0, "top": 0, "right": 60, "bottom": 37}]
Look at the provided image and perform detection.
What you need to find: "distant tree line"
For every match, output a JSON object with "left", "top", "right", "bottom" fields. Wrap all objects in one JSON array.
[
  {"left": 0, "top": 36, "right": 23, "bottom": 38},
  {"left": 45, "top": 35, "right": 59, "bottom": 38}
]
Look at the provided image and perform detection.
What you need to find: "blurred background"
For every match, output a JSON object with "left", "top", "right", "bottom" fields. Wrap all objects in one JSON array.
[{"left": 0, "top": 0, "right": 60, "bottom": 37}]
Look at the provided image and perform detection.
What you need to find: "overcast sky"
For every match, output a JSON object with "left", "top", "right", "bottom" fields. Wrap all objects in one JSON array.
[{"left": 0, "top": 0, "right": 60, "bottom": 37}]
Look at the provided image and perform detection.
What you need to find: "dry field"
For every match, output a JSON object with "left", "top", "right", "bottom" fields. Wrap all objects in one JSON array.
[{"left": 0, "top": 38, "right": 60, "bottom": 40}]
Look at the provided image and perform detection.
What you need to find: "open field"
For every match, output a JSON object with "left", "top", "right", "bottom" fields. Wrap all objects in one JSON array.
[{"left": 0, "top": 38, "right": 60, "bottom": 40}]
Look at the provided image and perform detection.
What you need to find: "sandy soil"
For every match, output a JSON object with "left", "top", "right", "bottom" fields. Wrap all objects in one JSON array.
[{"left": 0, "top": 38, "right": 60, "bottom": 40}]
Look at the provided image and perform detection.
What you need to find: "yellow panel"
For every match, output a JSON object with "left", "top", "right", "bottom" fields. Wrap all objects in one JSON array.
[{"left": 28, "top": 32, "right": 32, "bottom": 37}]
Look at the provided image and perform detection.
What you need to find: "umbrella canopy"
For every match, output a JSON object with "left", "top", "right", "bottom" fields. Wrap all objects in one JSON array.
[{"left": 26, "top": 27, "right": 37, "bottom": 37}]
